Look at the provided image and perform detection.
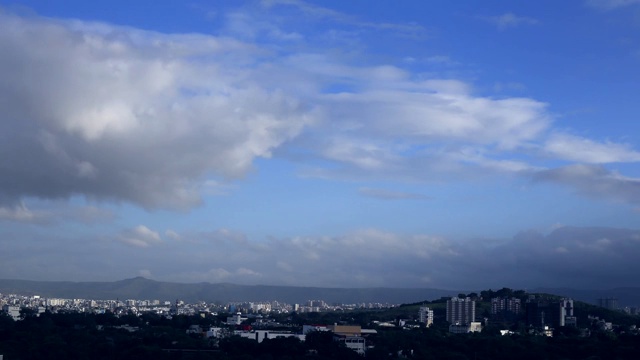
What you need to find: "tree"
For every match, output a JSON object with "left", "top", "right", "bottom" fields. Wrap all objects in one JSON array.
[{"left": 19, "top": 307, "right": 37, "bottom": 320}]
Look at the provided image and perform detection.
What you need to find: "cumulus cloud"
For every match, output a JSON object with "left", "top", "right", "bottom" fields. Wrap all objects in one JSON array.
[
  {"left": 0, "top": 12, "right": 310, "bottom": 209},
  {"left": 118, "top": 225, "right": 163, "bottom": 248}
]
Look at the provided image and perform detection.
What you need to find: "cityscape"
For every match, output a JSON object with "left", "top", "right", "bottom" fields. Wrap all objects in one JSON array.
[
  {"left": 3, "top": 286, "right": 640, "bottom": 358},
  {"left": 3, "top": 0, "right": 640, "bottom": 358}
]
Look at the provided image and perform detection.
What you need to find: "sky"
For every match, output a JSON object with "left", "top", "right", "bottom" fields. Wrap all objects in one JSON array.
[{"left": 1, "top": 0, "right": 640, "bottom": 290}]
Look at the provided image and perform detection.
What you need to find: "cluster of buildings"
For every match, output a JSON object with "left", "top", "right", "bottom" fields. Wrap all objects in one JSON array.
[
  {"left": 441, "top": 296, "right": 577, "bottom": 335},
  {"left": 445, "top": 297, "right": 483, "bottom": 334},
  {"left": 5, "top": 289, "right": 640, "bottom": 356},
  {"left": 0, "top": 291, "right": 398, "bottom": 321},
  {"left": 596, "top": 297, "right": 640, "bottom": 316},
  {"left": 227, "top": 299, "right": 395, "bottom": 314},
  {"left": 1, "top": 292, "right": 384, "bottom": 355},
  {"left": 182, "top": 323, "right": 377, "bottom": 355}
]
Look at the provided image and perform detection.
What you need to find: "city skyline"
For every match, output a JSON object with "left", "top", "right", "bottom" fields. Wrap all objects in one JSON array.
[{"left": 1, "top": 0, "right": 640, "bottom": 289}]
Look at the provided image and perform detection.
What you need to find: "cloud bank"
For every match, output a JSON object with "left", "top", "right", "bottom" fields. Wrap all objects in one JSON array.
[{"left": 1, "top": 225, "right": 639, "bottom": 289}]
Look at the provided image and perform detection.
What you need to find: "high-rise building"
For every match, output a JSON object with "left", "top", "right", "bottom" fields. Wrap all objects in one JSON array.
[
  {"left": 418, "top": 306, "right": 434, "bottom": 327},
  {"left": 491, "top": 297, "right": 521, "bottom": 315},
  {"left": 446, "top": 297, "right": 475, "bottom": 325},
  {"left": 598, "top": 298, "right": 618, "bottom": 310},
  {"left": 526, "top": 298, "right": 574, "bottom": 329}
]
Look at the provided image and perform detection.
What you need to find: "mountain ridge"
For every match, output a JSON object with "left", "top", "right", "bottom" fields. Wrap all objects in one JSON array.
[
  {"left": 0, "top": 277, "right": 461, "bottom": 304},
  {"left": 1, "top": 277, "right": 639, "bottom": 306}
]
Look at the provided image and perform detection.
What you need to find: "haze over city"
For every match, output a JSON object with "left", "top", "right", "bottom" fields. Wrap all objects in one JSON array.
[{"left": 1, "top": 0, "right": 640, "bottom": 290}]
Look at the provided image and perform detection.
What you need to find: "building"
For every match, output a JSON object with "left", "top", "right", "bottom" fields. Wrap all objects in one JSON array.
[
  {"left": 446, "top": 297, "right": 475, "bottom": 325},
  {"left": 326, "top": 324, "right": 376, "bottom": 355},
  {"left": 418, "top": 306, "right": 434, "bottom": 327},
  {"left": 1, "top": 305, "right": 20, "bottom": 321},
  {"left": 490, "top": 297, "right": 521, "bottom": 322},
  {"left": 327, "top": 324, "right": 361, "bottom": 336},
  {"left": 598, "top": 298, "right": 618, "bottom": 310},
  {"left": 336, "top": 336, "right": 366, "bottom": 355},
  {"left": 226, "top": 312, "right": 247, "bottom": 325},
  {"left": 526, "top": 298, "right": 575, "bottom": 329},
  {"left": 491, "top": 297, "right": 521, "bottom": 315},
  {"left": 303, "top": 324, "right": 330, "bottom": 334},
  {"left": 206, "top": 327, "right": 224, "bottom": 338},
  {"left": 236, "top": 330, "right": 305, "bottom": 343},
  {"left": 449, "top": 322, "right": 482, "bottom": 334}
]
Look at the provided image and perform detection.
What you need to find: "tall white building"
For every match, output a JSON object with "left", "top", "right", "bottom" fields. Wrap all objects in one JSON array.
[
  {"left": 446, "top": 297, "right": 475, "bottom": 325},
  {"left": 418, "top": 307, "right": 434, "bottom": 327}
]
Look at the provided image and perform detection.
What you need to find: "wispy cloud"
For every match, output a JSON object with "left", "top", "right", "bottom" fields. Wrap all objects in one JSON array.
[
  {"left": 0, "top": 203, "right": 51, "bottom": 224},
  {"left": 358, "top": 187, "right": 431, "bottom": 200},
  {"left": 532, "top": 164, "right": 640, "bottom": 204},
  {"left": 586, "top": 0, "right": 640, "bottom": 10},
  {"left": 117, "top": 225, "right": 163, "bottom": 248},
  {"left": 481, "top": 13, "right": 539, "bottom": 30},
  {"left": 261, "top": 0, "right": 427, "bottom": 37},
  {"left": 544, "top": 133, "right": 640, "bottom": 163}
]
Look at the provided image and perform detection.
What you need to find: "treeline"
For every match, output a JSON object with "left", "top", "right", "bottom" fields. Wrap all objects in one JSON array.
[
  {"left": 2, "top": 308, "right": 640, "bottom": 359},
  {"left": 365, "top": 326, "right": 640, "bottom": 360},
  {"left": 0, "top": 312, "right": 359, "bottom": 360}
]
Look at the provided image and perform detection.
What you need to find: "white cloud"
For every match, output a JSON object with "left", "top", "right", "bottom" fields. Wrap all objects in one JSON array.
[
  {"left": 172, "top": 267, "right": 261, "bottom": 283},
  {"left": 0, "top": 203, "right": 50, "bottom": 224},
  {"left": 165, "top": 230, "right": 181, "bottom": 241},
  {"left": 236, "top": 268, "right": 262, "bottom": 277},
  {"left": 118, "top": 225, "right": 163, "bottom": 248},
  {"left": 138, "top": 269, "right": 153, "bottom": 278},
  {"left": 544, "top": 133, "right": 640, "bottom": 163},
  {"left": 261, "top": 0, "right": 426, "bottom": 37},
  {"left": 317, "top": 81, "right": 550, "bottom": 150},
  {"left": 482, "top": 13, "right": 539, "bottom": 30},
  {"left": 0, "top": 12, "right": 311, "bottom": 209},
  {"left": 2, "top": 9, "right": 638, "bottom": 213}
]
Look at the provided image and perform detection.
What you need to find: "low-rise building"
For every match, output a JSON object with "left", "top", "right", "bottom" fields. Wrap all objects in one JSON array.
[
  {"left": 235, "top": 330, "right": 305, "bottom": 343},
  {"left": 449, "top": 322, "right": 482, "bottom": 334},
  {"left": 226, "top": 312, "right": 247, "bottom": 325}
]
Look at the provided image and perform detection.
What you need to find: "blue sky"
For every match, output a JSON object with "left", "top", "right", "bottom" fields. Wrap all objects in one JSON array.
[{"left": 1, "top": 0, "right": 640, "bottom": 290}]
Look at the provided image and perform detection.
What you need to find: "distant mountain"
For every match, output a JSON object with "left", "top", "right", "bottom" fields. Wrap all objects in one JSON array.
[{"left": 0, "top": 277, "right": 461, "bottom": 304}]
